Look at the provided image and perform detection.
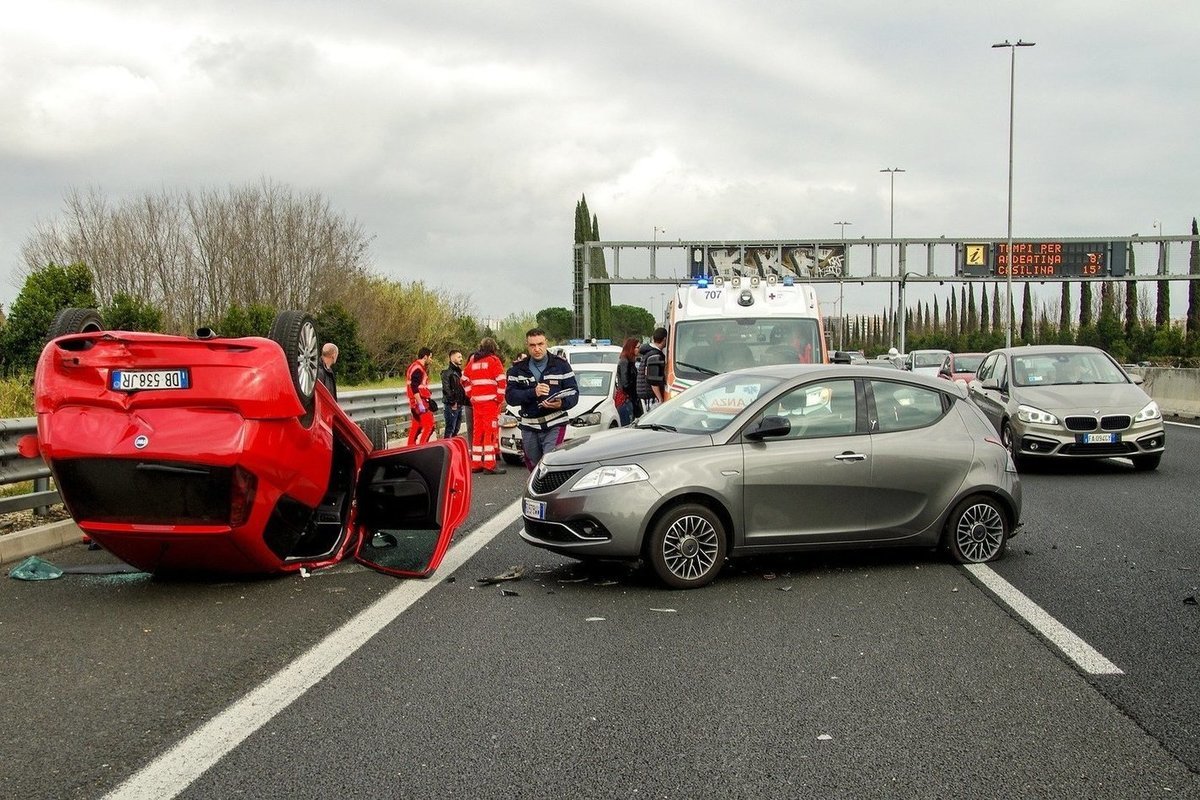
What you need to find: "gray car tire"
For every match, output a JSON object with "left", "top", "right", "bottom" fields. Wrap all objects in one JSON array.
[
  {"left": 1131, "top": 453, "right": 1161, "bottom": 471},
  {"left": 268, "top": 310, "right": 319, "bottom": 422},
  {"left": 647, "top": 503, "right": 727, "bottom": 589},
  {"left": 945, "top": 495, "right": 1008, "bottom": 564},
  {"left": 1001, "top": 420, "right": 1026, "bottom": 470}
]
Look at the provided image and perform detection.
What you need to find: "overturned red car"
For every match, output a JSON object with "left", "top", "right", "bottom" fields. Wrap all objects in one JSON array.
[{"left": 26, "top": 308, "right": 471, "bottom": 577}]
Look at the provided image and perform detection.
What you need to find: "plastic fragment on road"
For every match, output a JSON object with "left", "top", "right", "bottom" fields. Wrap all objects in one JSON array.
[
  {"left": 1184, "top": 595, "right": 1197, "bottom": 606},
  {"left": 649, "top": 608, "right": 677, "bottom": 613},
  {"left": 299, "top": 567, "right": 310, "bottom": 578},
  {"left": 8, "top": 556, "right": 64, "bottom": 581},
  {"left": 817, "top": 734, "right": 833, "bottom": 741},
  {"left": 479, "top": 565, "right": 525, "bottom": 585},
  {"left": 499, "top": 588, "right": 519, "bottom": 597},
  {"left": 585, "top": 616, "right": 606, "bottom": 622}
]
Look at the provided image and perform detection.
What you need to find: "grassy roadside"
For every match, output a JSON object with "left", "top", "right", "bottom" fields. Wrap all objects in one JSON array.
[{"left": 1, "top": 376, "right": 34, "bottom": 418}]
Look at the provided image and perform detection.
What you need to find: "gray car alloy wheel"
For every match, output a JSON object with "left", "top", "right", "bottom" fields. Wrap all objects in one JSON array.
[
  {"left": 648, "top": 503, "right": 727, "bottom": 589},
  {"left": 949, "top": 497, "right": 1007, "bottom": 563}
]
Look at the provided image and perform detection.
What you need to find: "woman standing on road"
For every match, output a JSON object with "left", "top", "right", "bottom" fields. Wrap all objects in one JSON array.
[{"left": 617, "top": 337, "right": 640, "bottom": 425}]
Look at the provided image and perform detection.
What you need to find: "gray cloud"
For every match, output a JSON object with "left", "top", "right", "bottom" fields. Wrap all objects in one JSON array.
[{"left": 2, "top": 0, "right": 1196, "bottom": 326}]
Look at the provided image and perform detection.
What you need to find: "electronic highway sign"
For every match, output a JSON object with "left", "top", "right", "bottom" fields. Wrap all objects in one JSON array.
[{"left": 958, "top": 241, "right": 1127, "bottom": 278}]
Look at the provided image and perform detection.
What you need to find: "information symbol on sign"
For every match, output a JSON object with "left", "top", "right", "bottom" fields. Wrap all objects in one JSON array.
[{"left": 966, "top": 244, "right": 986, "bottom": 265}]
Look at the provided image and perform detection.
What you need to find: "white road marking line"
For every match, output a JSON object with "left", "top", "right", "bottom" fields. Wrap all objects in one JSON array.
[
  {"left": 964, "top": 563, "right": 1123, "bottom": 676},
  {"left": 105, "top": 500, "right": 523, "bottom": 800}
]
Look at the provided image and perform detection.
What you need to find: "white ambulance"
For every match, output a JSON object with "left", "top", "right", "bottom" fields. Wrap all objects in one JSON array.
[{"left": 665, "top": 274, "right": 828, "bottom": 397}]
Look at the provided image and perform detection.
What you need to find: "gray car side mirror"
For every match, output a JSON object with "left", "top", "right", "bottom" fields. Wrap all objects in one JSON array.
[{"left": 745, "top": 415, "right": 791, "bottom": 440}]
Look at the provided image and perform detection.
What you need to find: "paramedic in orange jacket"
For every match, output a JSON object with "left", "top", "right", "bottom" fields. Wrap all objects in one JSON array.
[
  {"left": 461, "top": 337, "right": 507, "bottom": 474},
  {"left": 406, "top": 347, "right": 436, "bottom": 446}
]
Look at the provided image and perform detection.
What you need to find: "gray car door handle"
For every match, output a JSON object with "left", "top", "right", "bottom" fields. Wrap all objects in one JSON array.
[{"left": 834, "top": 452, "right": 867, "bottom": 462}]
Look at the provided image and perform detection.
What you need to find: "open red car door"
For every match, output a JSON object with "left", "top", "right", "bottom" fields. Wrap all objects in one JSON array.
[{"left": 352, "top": 437, "right": 471, "bottom": 577}]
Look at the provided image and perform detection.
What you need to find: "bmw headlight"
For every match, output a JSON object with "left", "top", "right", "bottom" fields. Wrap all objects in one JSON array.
[
  {"left": 1134, "top": 400, "right": 1161, "bottom": 422},
  {"left": 571, "top": 412, "right": 602, "bottom": 426},
  {"left": 571, "top": 464, "right": 649, "bottom": 491},
  {"left": 1016, "top": 404, "right": 1058, "bottom": 425}
]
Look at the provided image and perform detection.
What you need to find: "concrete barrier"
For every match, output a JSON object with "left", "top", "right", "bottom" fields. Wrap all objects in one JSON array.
[
  {"left": 0, "top": 519, "right": 85, "bottom": 566},
  {"left": 1135, "top": 367, "right": 1200, "bottom": 419}
]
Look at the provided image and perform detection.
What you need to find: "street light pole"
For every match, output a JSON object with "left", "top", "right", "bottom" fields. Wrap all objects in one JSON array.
[
  {"left": 651, "top": 226, "right": 666, "bottom": 277},
  {"left": 993, "top": 39, "right": 1035, "bottom": 348},
  {"left": 834, "top": 221, "right": 852, "bottom": 349},
  {"left": 879, "top": 168, "right": 905, "bottom": 349}
]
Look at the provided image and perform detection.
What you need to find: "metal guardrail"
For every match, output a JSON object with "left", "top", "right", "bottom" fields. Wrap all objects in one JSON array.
[{"left": 0, "top": 386, "right": 440, "bottom": 517}]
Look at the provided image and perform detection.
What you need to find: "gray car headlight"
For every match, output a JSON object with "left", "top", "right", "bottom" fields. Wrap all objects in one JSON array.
[
  {"left": 1016, "top": 404, "right": 1058, "bottom": 425},
  {"left": 1134, "top": 400, "right": 1161, "bottom": 422},
  {"left": 571, "top": 412, "right": 602, "bottom": 426},
  {"left": 570, "top": 464, "right": 649, "bottom": 491}
]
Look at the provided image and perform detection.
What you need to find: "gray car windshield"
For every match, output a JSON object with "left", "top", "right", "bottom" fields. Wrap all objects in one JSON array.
[
  {"left": 637, "top": 372, "right": 784, "bottom": 434},
  {"left": 1012, "top": 352, "right": 1127, "bottom": 387}
]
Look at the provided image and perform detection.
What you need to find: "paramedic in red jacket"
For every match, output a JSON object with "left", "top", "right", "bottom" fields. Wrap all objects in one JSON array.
[
  {"left": 406, "top": 347, "right": 436, "bottom": 446},
  {"left": 462, "top": 337, "right": 508, "bottom": 474}
]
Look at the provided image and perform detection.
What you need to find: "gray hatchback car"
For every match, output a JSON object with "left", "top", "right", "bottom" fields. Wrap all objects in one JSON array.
[
  {"left": 521, "top": 365, "right": 1022, "bottom": 588},
  {"left": 967, "top": 345, "right": 1165, "bottom": 471}
]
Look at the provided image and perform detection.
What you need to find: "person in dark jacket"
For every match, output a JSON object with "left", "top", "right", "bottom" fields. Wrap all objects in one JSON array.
[
  {"left": 636, "top": 328, "right": 668, "bottom": 411},
  {"left": 440, "top": 349, "right": 467, "bottom": 438},
  {"left": 617, "top": 336, "right": 639, "bottom": 424},
  {"left": 317, "top": 342, "right": 339, "bottom": 400},
  {"left": 505, "top": 328, "right": 578, "bottom": 470}
]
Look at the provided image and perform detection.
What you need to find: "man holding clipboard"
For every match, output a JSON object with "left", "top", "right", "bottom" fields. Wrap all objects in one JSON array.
[{"left": 505, "top": 328, "right": 579, "bottom": 471}]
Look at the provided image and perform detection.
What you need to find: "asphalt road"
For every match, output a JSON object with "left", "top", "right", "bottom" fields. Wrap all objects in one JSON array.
[{"left": 2, "top": 426, "right": 1198, "bottom": 799}]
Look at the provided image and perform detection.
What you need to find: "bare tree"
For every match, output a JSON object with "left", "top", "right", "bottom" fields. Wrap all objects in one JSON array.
[{"left": 21, "top": 180, "right": 373, "bottom": 332}]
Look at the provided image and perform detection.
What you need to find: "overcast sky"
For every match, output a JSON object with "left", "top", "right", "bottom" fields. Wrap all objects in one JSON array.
[{"left": 2, "top": 0, "right": 1197, "bottom": 328}]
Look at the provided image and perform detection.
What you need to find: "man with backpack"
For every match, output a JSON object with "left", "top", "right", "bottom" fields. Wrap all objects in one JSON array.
[{"left": 636, "top": 327, "right": 668, "bottom": 413}]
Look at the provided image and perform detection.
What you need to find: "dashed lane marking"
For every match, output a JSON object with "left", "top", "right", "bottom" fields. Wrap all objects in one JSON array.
[{"left": 965, "top": 563, "right": 1124, "bottom": 676}]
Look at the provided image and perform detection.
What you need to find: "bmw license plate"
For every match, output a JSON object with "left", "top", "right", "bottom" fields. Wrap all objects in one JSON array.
[
  {"left": 112, "top": 369, "right": 190, "bottom": 392},
  {"left": 523, "top": 498, "right": 546, "bottom": 519},
  {"left": 1080, "top": 432, "right": 1116, "bottom": 444}
]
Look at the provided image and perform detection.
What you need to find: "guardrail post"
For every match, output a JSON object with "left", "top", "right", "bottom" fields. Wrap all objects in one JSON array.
[{"left": 33, "top": 476, "right": 50, "bottom": 517}]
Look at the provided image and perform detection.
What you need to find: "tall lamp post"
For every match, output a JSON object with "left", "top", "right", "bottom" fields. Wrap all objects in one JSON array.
[
  {"left": 834, "top": 221, "right": 852, "bottom": 349},
  {"left": 993, "top": 39, "right": 1035, "bottom": 347},
  {"left": 651, "top": 226, "right": 666, "bottom": 277},
  {"left": 880, "top": 168, "right": 905, "bottom": 349}
]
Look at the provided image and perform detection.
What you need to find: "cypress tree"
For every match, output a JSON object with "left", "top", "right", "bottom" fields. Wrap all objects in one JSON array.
[
  {"left": 1080, "top": 281, "right": 1094, "bottom": 327},
  {"left": 992, "top": 282, "right": 1002, "bottom": 332},
  {"left": 966, "top": 284, "right": 978, "bottom": 331},
  {"left": 1059, "top": 282, "right": 1072, "bottom": 343},
  {"left": 589, "top": 213, "right": 612, "bottom": 338},
  {"left": 1020, "top": 283, "right": 1034, "bottom": 342},
  {"left": 980, "top": 284, "right": 990, "bottom": 331}
]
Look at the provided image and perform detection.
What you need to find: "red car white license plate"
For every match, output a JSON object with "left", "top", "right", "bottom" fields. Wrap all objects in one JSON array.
[{"left": 111, "top": 369, "right": 190, "bottom": 391}]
